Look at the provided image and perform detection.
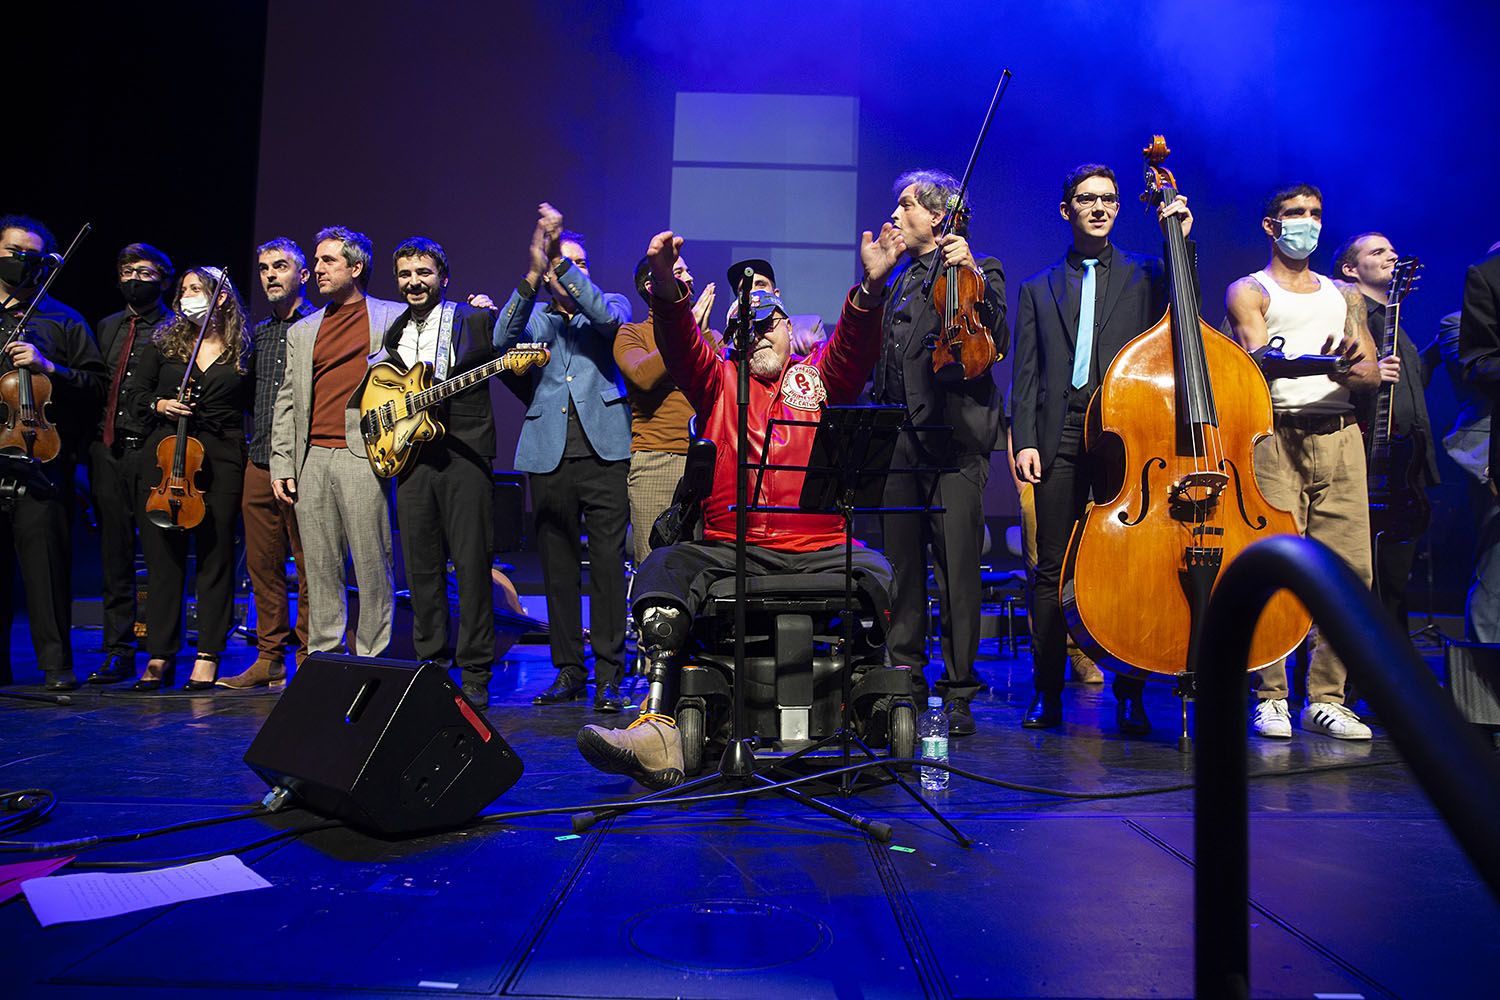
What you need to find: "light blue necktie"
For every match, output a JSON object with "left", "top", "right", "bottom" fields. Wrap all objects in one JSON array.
[{"left": 1071, "top": 258, "right": 1099, "bottom": 389}]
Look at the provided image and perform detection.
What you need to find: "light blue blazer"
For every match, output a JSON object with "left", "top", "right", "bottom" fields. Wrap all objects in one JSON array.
[{"left": 494, "top": 262, "right": 633, "bottom": 473}]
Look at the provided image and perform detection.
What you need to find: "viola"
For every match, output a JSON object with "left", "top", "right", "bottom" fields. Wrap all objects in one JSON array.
[
  {"left": 144, "top": 268, "right": 229, "bottom": 531},
  {"left": 1061, "top": 136, "right": 1311, "bottom": 680}
]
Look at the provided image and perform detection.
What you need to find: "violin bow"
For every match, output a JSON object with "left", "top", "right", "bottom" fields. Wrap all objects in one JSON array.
[{"left": 922, "top": 69, "right": 1012, "bottom": 296}]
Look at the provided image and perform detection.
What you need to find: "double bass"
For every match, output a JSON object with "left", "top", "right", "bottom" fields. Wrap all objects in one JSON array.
[
  {"left": 144, "top": 268, "right": 230, "bottom": 531},
  {"left": 1061, "top": 137, "right": 1311, "bottom": 680}
]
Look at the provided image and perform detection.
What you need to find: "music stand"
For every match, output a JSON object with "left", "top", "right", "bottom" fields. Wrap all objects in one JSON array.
[{"left": 574, "top": 406, "right": 970, "bottom": 846}]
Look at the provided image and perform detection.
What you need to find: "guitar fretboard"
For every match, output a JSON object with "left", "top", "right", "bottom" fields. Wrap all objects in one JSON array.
[{"left": 408, "top": 344, "right": 546, "bottom": 412}]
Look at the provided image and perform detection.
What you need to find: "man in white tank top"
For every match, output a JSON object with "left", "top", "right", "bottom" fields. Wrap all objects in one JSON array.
[{"left": 1225, "top": 183, "right": 1382, "bottom": 741}]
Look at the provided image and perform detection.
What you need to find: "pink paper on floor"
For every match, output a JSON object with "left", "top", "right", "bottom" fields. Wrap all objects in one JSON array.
[{"left": 0, "top": 857, "right": 74, "bottom": 905}]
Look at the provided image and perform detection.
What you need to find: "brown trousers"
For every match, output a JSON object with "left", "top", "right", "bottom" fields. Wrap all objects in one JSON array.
[
  {"left": 242, "top": 461, "right": 307, "bottom": 660},
  {"left": 1251, "top": 422, "right": 1373, "bottom": 704}
]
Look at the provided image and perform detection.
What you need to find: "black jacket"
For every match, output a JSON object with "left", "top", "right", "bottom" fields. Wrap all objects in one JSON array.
[
  {"left": 1011, "top": 248, "right": 1171, "bottom": 472},
  {"left": 379, "top": 301, "right": 500, "bottom": 461},
  {"left": 1458, "top": 249, "right": 1500, "bottom": 480},
  {"left": 872, "top": 251, "right": 1008, "bottom": 458}
]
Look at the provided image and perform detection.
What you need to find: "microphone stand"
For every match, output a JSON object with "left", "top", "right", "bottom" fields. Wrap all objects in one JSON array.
[{"left": 724, "top": 268, "right": 756, "bottom": 776}]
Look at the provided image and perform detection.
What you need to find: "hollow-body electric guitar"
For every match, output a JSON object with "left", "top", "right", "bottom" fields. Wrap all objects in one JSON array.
[{"left": 357, "top": 343, "right": 549, "bottom": 478}]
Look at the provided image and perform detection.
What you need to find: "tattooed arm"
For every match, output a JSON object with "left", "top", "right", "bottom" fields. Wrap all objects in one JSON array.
[{"left": 1331, "top": 283, "right": 1381, "bottom": 391}]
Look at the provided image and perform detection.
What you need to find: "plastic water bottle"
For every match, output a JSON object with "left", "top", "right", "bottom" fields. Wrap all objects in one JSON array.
[{"left": 919, "top": 696, "right": 950, "bottom": 791}]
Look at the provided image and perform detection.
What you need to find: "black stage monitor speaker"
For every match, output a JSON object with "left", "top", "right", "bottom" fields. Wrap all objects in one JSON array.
[
  {"left": 1445, "top": 640, "right": 1500, "bottom": 726},
  {"left": 244, "top": 654, "right": 523, "bottom": 836}
]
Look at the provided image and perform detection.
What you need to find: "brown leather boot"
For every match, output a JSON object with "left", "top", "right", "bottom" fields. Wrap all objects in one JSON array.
[{"left": 216, "top": 656, "right": 287, "bottom": 690}]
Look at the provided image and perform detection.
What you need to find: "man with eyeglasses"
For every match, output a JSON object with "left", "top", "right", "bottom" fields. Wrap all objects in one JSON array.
[
  {"left": 1010, "top": 164, "right": 1190, "bottom": 735},
  {"left": 84, "top": 244, "right": 176, "bottom": 684},
  {"left": 494, "top": 203, "right": 633, "bottom": 712},
  {"left": 0, "top": 215, "right": 106, "bottom": 690},
  {"left": 873, "top": 169, "right": 1008, "bottom": 737}
]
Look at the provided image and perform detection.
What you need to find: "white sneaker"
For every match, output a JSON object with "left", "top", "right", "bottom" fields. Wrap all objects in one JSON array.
[
  {"left": 1301, "top": 702, "right": 1372, "bottom": 740},
  {"left": 1251, "top": 698, "right": 1292, "bottom": 738}
]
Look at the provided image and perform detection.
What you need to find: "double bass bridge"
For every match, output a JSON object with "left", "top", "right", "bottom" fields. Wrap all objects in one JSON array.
[{"left": 1168, "top": 470, "right": 1228, "bottom": 520}]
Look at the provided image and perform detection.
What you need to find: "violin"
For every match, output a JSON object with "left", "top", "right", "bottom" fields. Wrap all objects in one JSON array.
[
  {"left": 0, "top": 314, "right": 62, "bottom": 464},
  {"left": 144, "top": 268, "right": 229, "bottom": 531},
  {"left": 928, "top": 201, "right": 999, "bottom": 383},
  {"left": 1061, "top": 136, "right": 1311, "bottom": 680},
  {"left": 924, "top": 70, "right": 1013, "bottom": 384},
  {"left": 0, "top": 225, "right": 92, "bottom": 462}
]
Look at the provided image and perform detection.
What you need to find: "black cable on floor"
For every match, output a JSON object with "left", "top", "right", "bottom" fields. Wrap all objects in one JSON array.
[
  {"left": 0, "top": 790, "right": 56, "bottom": 836},
  {"left": 0, "top": 802, "right": 271, "bottom": 853},
  {"left": 0, "top": 753, "right": 1405, "bottom": 866}
]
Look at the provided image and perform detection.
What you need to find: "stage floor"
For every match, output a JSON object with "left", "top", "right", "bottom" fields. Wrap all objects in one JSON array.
[{"left": 2, "top": 629, "right": 1497, "bottom": 999}]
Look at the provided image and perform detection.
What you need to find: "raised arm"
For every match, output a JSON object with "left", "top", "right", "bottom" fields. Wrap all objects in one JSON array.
[
  {"left": 646, "top": 231, "right": 722, "bottom": 413},
  {"left": 813, "top": 224, "right": 904, "bottom": 399}
]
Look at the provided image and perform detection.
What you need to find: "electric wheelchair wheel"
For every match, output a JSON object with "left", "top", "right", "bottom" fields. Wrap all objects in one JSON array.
[
  {"left": 677, "top": 701, "right": 705, "bottom": 776},
  {"left": 889, "top": 702, "right": 916, "bottom": 772}
]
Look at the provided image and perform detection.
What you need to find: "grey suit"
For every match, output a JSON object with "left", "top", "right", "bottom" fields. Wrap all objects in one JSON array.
[{"left": 269, "top": 295, "right": 403, "bottom": 657}]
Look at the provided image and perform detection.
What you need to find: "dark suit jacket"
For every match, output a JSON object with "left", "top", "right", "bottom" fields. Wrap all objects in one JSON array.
[
  {"left": 1458, "top": 249, "right": 1500, "bottom": 479},
  {"left": 872, "top": 252, "right": 1008, "bottom": 458},
  {"left": 1011, "top": 248, "right": 1169, "bottom": 472},
  {"left": 376, "top": 301, "right": 500, "bottom": 460}
]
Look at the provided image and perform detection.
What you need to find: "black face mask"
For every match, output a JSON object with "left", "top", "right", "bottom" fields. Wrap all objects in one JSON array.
[
  {"left": 0, "top": 254, "right": 41, "bottom": 289},
  {"left": 119, "top": 279, "right": 161, "bottom": 308}
]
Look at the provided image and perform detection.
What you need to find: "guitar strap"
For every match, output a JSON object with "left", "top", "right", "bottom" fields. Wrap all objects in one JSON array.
[{"left": 434, "top": 301, "right": 457, "bottom": 381}]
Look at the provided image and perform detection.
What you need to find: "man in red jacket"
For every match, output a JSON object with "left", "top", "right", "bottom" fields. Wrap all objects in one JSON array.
[{"left": 577, "top": 224, "right": 907, "bottom": 789}]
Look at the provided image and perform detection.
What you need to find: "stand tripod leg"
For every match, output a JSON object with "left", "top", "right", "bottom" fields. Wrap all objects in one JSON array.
[
  {"left": 757, "top": 729, "right": 972, "bottom": 847},
  {"left": 570, "top": 770, "right": 734, "bottom": 833},
  {"left": 753, "top": 773, "right": 893, "bottom": 842}
]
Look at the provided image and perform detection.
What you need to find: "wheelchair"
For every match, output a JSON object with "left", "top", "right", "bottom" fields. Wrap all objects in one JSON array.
[{"left": 670, "top": 572, "right": 918, "bottom": 775}]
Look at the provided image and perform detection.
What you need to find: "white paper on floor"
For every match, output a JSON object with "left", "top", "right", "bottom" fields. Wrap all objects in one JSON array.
[{"left": 22, "top": 855, "right": 271, "bottom": 927}]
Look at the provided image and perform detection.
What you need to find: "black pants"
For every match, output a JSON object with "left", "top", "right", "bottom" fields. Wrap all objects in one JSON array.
[
  {"left": 1372, "top": 531, "right": 1419, "bottom": 628},
  {"left": 632, "top": 538, "right": 895, "bottom": 640},
  {"left": 0, "top": 462, "right": 74, "bottom": 684},
  {"left": 89, "top": 438, "right": 145, "bottom": 657},
  {"left": 530, "top": 456, "right": 628, "bottom": 687},
  {"left": 1031, "top": 413, "right": 1142, "bottom": 701},
  {"left": 882, "top": 437, "right": 987, "bottom": 700},
  {"left": 396, "top": 447, "right": 494, "bottom": 681},
  {"left": 137, "top": 474, "right": 240, "bottom": 661}
]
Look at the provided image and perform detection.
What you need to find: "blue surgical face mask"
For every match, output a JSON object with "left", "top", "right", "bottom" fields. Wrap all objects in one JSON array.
[{"left": 1275, "top": 218, "right": 1321, "bottom": 260}]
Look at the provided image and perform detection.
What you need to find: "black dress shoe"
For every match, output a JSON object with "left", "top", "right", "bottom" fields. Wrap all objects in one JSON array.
[
  {"left": 947, "top": 698, "right": 977, "bottom": 737},
  {"left": 461, "top": 681, "right": 490, "bottom": 710},
  {"left": 86, "top": 654, "right": 134, "bottom": 685},
  {"left": 44, "top": 675, "right": 80, "bottom": 692},
  {"left": 533, "top": 671, "right": 586, "bottom": 705},
  {"left": 1022, "top": 692, "right": 1063, "bottom": 729},
  {"left": 1116, "top": 694, "right": 1152, "bottom": 736},
  {"left": 594, "top": 683, "right": 627, "bottom": 713}
]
